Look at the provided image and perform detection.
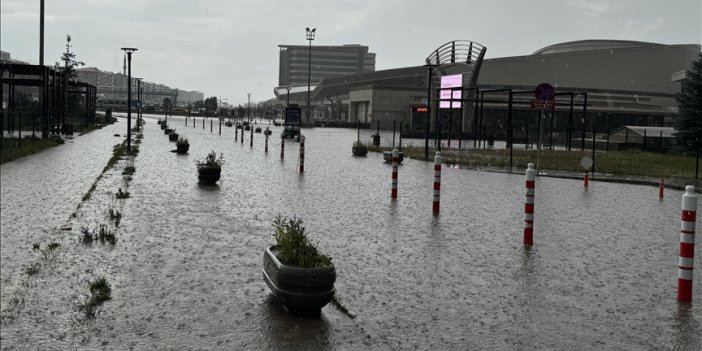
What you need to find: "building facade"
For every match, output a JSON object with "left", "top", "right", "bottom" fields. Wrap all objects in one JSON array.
[
  {"left": 77, "top": 67, "right": 200, "bottom": 109},
  {"left": 311, "top": 40, "right": 700, "bottom": 135},
  {"left": 278, "top": 44, "right": 375, "bottom": 87}
]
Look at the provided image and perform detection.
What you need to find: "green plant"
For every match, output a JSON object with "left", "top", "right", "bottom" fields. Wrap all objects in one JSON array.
[
  {"left": 78, "top": 277, "right": 112, "bottom": 319},
  {"left": 176, "top": 136, "right": 189, "bottom": 147},
  {"left": 122, "top": 165, "right": 136, "bottom": 175},
  {"left": 272, "top": 216, "right": 332, "bottom": 268},
  {"left": 97, "top": 225, "right": 117, "bottom": 246},
  {"left": 25, "top": 263, "right": 40, "bottom": 276},
  {"left": 81, "top": 227, "right": 94, "bottom": 244},
  {"left": 115, "top": 187, "right": 130, "bottom": 199},
  {"left": 196, "top": 151, "right": 224, "bottom": 169},
  {"left": 108, "top": 208, "right": 121, "bottom": 227},
  {"left": 80, "top": 225, "right": 116, "bottom": 246}
]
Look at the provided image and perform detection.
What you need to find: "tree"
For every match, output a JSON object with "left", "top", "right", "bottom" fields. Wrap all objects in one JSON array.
[
  {"left": 674, "top": 52, "right": 702, "bottom": 153},
  {"left": 60, "top": 34, "right": 84, "bottom": 82},
  {"left": 204, "top": 96, "right": 218, "bottom": 113},
  {"left": 162, "top": 98, "right": 172, "bottom": 112}
]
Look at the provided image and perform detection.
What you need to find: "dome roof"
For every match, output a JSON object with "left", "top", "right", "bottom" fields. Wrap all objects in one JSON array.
[{"left": 532, "top": 40, "right": 665, "bottom": 55}]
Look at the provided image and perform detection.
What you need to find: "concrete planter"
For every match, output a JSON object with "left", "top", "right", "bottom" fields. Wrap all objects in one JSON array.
[
  {"left": 197, "top": 167, "right": 221, "bottom": 184},
  {"left": 176, "top": 143, "right": 189, "bottom": 154},
  {"left": 352, "top": 144, "right": 368, "bottom": 157},
  {"left": 383, "top": 151, "right": 404, "bottom": 163},
  {"left": 262, "top": 246, "right": 335, "bottom": 315},
  {"left": 169, "top": 133, "right": 179, "bottom": 142}
]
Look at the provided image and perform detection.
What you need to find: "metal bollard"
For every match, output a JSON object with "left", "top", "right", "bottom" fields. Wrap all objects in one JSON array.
[
  {"left": 299, "top": 135, "right": 305, "bottom": 173},
  {"left": 433, "top": 151, "right": 442, "bottom": 215},
  {"left": 584, "top": 170, "right": 589, "bottom": 189},
  {"left": 524, "top": 163, "right": 536, "bottom": 246},
  {"left": 678, "top": 185, "right": 696, "bottom": 302},
  {"left": 391, "top": 148, "right": 399, "bottom": 199}
]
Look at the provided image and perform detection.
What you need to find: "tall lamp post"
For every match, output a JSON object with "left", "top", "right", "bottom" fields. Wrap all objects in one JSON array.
[
  {"left": 121, "top": 47, "right": 137, "bottom": 151},
  {"left": 424, "top": 63, "right": 435, "bottom": 161},
  {"left": 305, "top": 27, "right": 316, "bottom": 126},
  {"left": 285, "top": 86, "right": 291, "bottom": 106},
  {"left": 134, "top": 77, "right": 142, "bottom": 132},
  {"left": 218, "top": 97, "right": 228, "bottom": 118},
  {"left": 247, "top": 93, "right": 251, "bottom": 124}
]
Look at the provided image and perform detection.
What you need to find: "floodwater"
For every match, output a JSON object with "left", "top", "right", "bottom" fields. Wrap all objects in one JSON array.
[{"left": 1, "top": 114, "right": 700, "bottom": 350}]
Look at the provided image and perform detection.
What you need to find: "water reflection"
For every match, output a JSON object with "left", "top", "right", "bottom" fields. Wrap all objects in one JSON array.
[
  {"left": 259, "top": 295, "right": 332, "bottom": 351},
  {"left": 1, "top": 114, "right": 700, "bottom": 349},
  {"left": 673, "top": 304, "right": 701, "bottom": 351}
]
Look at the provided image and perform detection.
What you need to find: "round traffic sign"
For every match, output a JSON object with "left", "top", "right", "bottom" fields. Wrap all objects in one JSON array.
[{"left": 534, "top": 83, "right": 555, "bottom": 100}]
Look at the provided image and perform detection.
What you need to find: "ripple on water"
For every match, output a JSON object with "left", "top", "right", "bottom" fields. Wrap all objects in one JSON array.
[{"left": 1, "top": 114, "right": 700, "bottom": 350}]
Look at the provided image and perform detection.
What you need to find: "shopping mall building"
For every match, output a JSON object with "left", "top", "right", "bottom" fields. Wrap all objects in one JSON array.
[{"left": 277, "top": 40, "right": 700, "bottom": 139}]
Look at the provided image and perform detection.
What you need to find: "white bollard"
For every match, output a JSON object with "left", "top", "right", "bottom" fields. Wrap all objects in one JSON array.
[
  {"left": 678, "top": 185, "right": 696, "bottom": 302},
  {"left": 391, "top": 148, "right": 399, "bottom": 199},
  {"left": 299, "top": 135, "right": 305, "bottom": 173},
  {"left": 432, "top": 151, "right": 442, "bottom": 215},
  {"left": 524, "top": 163, "right": 536, "bottom": 246}
]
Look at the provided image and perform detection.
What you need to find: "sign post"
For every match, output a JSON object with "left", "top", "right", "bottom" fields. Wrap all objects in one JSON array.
[
  {"left": 531, "top": 83, "right": 555, "bottom": 174},
  {"left": 284, "top": 106, "right": 301, "bottom": 139}
]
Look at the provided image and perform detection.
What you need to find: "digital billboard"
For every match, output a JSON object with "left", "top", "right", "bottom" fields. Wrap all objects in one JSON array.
[{"left": 439, "top": 74, "right": 462, "bottom": 108}]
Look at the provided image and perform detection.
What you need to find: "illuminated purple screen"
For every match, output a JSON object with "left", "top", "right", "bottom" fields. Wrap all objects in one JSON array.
[{"left": 440, "top": 74, "right": 462, "bottom": 108}]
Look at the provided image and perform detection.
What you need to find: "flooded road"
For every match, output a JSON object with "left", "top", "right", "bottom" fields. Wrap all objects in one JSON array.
[{"left": 1, "top": 114, "right": 700, "bottom": 350}]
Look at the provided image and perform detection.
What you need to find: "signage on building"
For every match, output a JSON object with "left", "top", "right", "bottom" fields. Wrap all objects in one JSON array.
[
  {"left": 440, "top": 74, "right": 462, "bottom": 108},
  {"left": 531, "top": 83, "right": 555, "bottom": 110},
  {"left": 285, "top": 107, "right": 301, "bottom": 126}
]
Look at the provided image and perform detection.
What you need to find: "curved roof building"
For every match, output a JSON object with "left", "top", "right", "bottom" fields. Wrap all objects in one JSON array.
[{"left": 297, "top": 40, "right": 700, "bottom": 128}]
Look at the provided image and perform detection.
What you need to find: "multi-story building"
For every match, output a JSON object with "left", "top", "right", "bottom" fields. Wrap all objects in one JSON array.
[
  {"left": 176, "top": 89, "right": 205, "bottom": 107},
  {"left": 77, "top": 67, "right": 201, "bottom": 109},
  {"left": 278, "top": 44, "right": 375, "bottom": 87}
]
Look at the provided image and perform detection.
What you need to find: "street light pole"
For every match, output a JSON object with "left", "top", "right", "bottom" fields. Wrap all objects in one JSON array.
[
  {"left": 121, "top": 47, "right": 137, "bottom": 151},
  {"left": 247, "top": 93, "right": 251, "bottom": 124},
  {"left": 135, "top": 77, "right": 142, "bottom": 132},
  {"left": 424, "top": 64, "right": 435, "bottom": 161},
  {"left": 40, "top": 0, "right": 47, "bottom": 138},
  {"left": 305, "top": 27, "right": 316, "bottom": 126}
]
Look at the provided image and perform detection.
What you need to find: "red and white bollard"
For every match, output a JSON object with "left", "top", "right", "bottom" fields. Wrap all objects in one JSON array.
[
  {"left": 391, "top": 148, "right": 399, "bottom": 199},
  {"left": 299, "top": 135, "right": 305, "bottom": 174},
  {"left": 265, "top": 128, "right": 269, "bottom": 153},
  {"left": 659, "top": 179, "right": 665, "bottom": 199},
  {"left": 432, "top": 151, "right": 442, "bottom": 215},
  {"left": 524, "top": 163, "right": 536, "bottom": 246},
  {"left": 678, "top": 185, "right": 696, "bottom": 303},
  {"left": 584, "top": 170, "right": 589, "bottom": 189},
  {"left": 281, "top": 135, "right": 285, "bottom": 160}
]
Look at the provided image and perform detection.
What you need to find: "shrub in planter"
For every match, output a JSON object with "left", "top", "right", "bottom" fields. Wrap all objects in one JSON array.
[
  {"left": 263, "top": 216, "right": 335, "bottom": 315},
  {"left": 169, "top": 132, "right": 179, "bottom": 141},
  {"left": 160, "top": 123, "right": 168, "bottom": 130},
  {"left": 196, "top": 151, "right": 223, "bottom": 184},
  {"left": 157, "top": 119, "right": 162, "bottom": 125},
  {"left": 176, "top": 137, "right": 189, "bottom": 154},
  {"left": 164, "top": 128, "right": 174, "bottom": 135},
  {"left": 352, "top": 141, "right": 368, "bottom": 157}
]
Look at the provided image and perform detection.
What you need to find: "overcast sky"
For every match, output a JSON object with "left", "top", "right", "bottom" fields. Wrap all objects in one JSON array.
[{"left": 2, "top": 0, "right": 700, "bottom": 105}]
